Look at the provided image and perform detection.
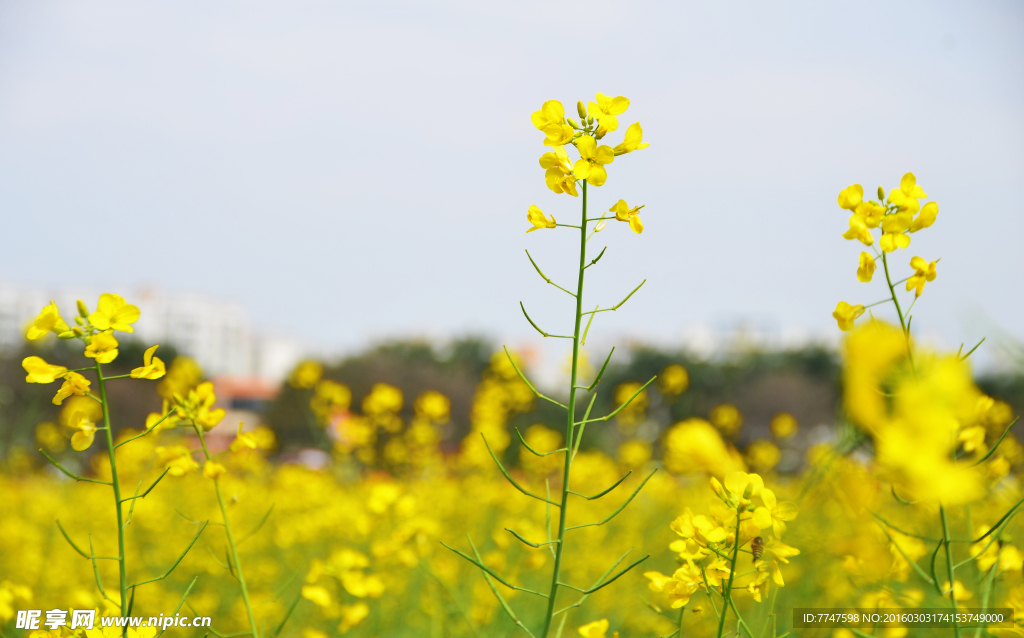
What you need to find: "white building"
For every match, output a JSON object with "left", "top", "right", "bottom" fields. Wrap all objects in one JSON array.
[{"left": 0, "top": 283, "right": 306, "bottom": 380}]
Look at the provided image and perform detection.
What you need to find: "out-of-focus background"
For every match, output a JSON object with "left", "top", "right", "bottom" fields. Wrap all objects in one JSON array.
[{"left": 0, "top": 0, "right": 1022, "bottom": 458}]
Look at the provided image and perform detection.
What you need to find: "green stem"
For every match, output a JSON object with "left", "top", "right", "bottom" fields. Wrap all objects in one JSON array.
[
  {"left": 940, "top": 506, "right": 961, "bottom": 638},
  {"left": 96, "top": 362, "right": 129, "bottom": 636},
  {"left": 880, "top": 251, "right": 913, "bottom": 362},
  {"left": 539, "top": 180, "right": 589, "bottom": 638},
  {"left": 716, "top": 511, "right": 743, "bottom": 638},
  {"left": 194, "top": 424, "right": 259, "bottom": 638}
]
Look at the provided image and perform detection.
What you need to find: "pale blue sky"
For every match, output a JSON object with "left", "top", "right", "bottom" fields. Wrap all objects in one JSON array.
[{"left": 1, "top": 1, "right": 1021, "bottom": 360}]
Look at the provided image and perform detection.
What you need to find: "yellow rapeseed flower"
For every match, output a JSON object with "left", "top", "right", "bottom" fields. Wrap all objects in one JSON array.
[
  {"left": 539, "top": 145, "right": 579, "bottom": 196},
  {"left": 84, "top": 332, "right": 119, "bottom": 364},
  {"left": 842, "top": 214, "right": 874, "bottom": 245},
  {"left": 531, "top": 100, "right": 574, "bottom": 146},
  {"left": 657, "top": 363, "right": 689, "bottom": 395},
  {"left": 879, "top": 212, "right": 913, "bottom": 252},
  {"left": 644, "top": 563, "right": 703, "bottom": 608},
  {"left": 230, "top": 422, "right": 259, "bottom": 452},
  {"left": 22, "top": 356, "right": 68, "bottom": 384},
  {"left": 609, "top": 199, "right": 644, "bottom": 234},
  {"left": 838, "top": 184, "right": 863, "bottom": 211},
  {"left": 289, "top": 360, "right": 323, "bottom": 389},
  {"left": 527, "top": 204, "right": 557, "bottom": 233},
  {"left": 910, "top": 201, "right": 938, "bottom": 232},
  {"left": 572, "top": 136, "right": 614, "bottom": 186},
  {"left": 888, "top": 172, "right": 927, "bottom": 215},
  {"left": 587, "top": 93, "right": 629, "bottom": 132},
  {"left": 770, "top": 412, "right": 798, "bottom": 439},
  {"left": 612, "top": 122, "right": 650, "bottom": 155},
  {"left": 26, "top": 302, "right": 70, "bottom": 340},
  {"left": 203, "top": 460, "right": 226, "bottom": 479},
  {"left": 857, "top": 252, "right": 876, "bottom": 282},
  {"left": 52, "top": 371, "right": 91, "bottom": 405},
  {"left": 88, "top": 293, "right": 140, "bottom": 333},
  {"left": 68, "top": 409, "right": 97, "bottom": 451},
  {"left": 156, "top": 445, "right": 199, "bottom": 476},
  {"left": 906, "top": 256, "right": 938, "bottom": 297},
  {"left": 752, "top": 488, "right": 798, "bottom": 537},
  {"left": 832, "top": 301, "right": 865, "bottom": 331},
  {"left": 131, "top": 345, "right": 166, "bottom": 379},
  {"left": 709, "top": 403, "right": 743, "bottom": 436}
]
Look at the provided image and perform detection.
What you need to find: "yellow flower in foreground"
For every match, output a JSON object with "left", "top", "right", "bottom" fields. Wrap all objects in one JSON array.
[
  {"left": 587, "top": 93, "right": 629, "bottom": 132},
  {"left": 156, "top": 445, "right": 199, "bottom": 476},
  {"left": 539, "top": 145, "right": 579, "bottom": 196},
  {"left": 609, "top": 199, "right": 644, "bottom": 234},
  {"left": 910, "top": 201, "right": 938, "bottom": 232},
  {"left": 752, "top": 487, "right": 798, "bottom": 537},
  {"left": 84, "top": 332, "right": 119, "bottom": 364},
  {"left": 203, "top": 460, "right": 226, "bottom": 479},
  {"left": 572, "top": 136, "right": 614, "bottom": 186},
  {"left": 177, "top": 381, "right": 226, "bottom": 431},
  {"left": 22, "top": 356, "right": 68, "bottom": 384},
  {"left": 857, "top": 252, "right": 876, "bottom": 282},
  {"left": 52, "top": 372, "right": 91, "bottom": 405},
  {"left": 842, "top": 214, "right": 874, "bottom": 245},
  {"left": 838, "top": 184, "right": 863, "bottom": 211},
  {"left": 88, "top": 293, "right": 140, "bottom": 333},
  {"left": 888, "top": 172, "right": 927, "bottom": 215},
  {"left": 526, "top": 204, "right": 557, "bottom": 233},
  {"left": 644, "top": 562, "right": 703, "bottom": 608},
  {"left": 613, "top": 122, "right": 650, "bottom": 155},
  {"left": 131, "top": 345, "right": 166, "bottom": 379},
  {"left": 531, "top": 100, "right": 574, "bottom": 146},
  {"left": 906, "top": 256, "right": 938, "bottom": 297},
  {"left": 26, "top": 302, "right": 70, "bottom": 340},
  {"left": 833, "top": 301, "right": 865, "bottom": 331},
  {"left": 879, "top": 212, "right": 913, "bottom": 252},
  {"left": 68, "top": 410, "right": 97, "bottom": 451}
]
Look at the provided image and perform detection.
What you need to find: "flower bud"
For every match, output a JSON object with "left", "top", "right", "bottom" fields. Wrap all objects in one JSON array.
[
  {"left": 72, "top": 326, "right": 84, "bottom": 337},
  {"left": 595, "top": 126, "right": 607, "bottom": 139},
  {"left": 877, "top": 186, "right": 885, "bottom": 202},
  {"left": 576, "top": 100, "right": 587, "bottom": 120},
  {"left": 742, "top": 481, "right": 754, "bottom": 499},
  {"left": 573, "top": 131, "right": 583, "bottom": 138},
  {"left": 58, "top": 331, "right": 76, "bottom": 340},
  {"left": 74, "top": 316, "right": 83, "bottom": 326},
  {"left": 568, "top": 118, "right": 580, "bottom": 129},
  {"left": 77, "top": 300, "right": 89, "bottom": 318}
]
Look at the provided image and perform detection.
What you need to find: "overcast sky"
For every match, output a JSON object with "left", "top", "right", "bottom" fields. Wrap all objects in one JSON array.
[{"left": 1, "top": 1, "right": 1022, "bottom": 364}]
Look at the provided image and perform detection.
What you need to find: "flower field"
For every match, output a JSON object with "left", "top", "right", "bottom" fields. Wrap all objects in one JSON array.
[{"left": 1, "top": 92, "right": 1022, "bottom": 638}]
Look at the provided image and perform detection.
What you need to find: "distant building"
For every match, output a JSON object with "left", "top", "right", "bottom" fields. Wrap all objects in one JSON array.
[{"left": 0, "top": 283, "right": 306, "bottom": 380}]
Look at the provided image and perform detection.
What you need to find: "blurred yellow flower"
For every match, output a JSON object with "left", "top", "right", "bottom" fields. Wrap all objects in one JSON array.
[
  {"left": 906, "top": 256, "right": 937, "bottom": 297},
  {"left": 770, "top": 412, "right": 798, "bottom": 439},
  {"left": 88, "top": 293, "right": 140, "bottom": 333},
  {"left": 131, "top": 345, "right": 166, "bottom": 379},
  {"left": 572, "top": 136, "right": 614, "bottom": 186},
  {"left": 22, "top": 356, "right": 67, "bottom": 384},
  {"left": 662, "top": 418, "right": 745, "bottom": 476},
  {"left": 230, "top": 422, "right": 258, "bottom": 453},
  {"left": 857, "top": 252, "right": 876, "bottom": 282},
  {"left": 414, "top": 390, "right": 450, "bottom": 423},
  {"left": 203, "top": 460, "right": 226, "bottom": 479},
  {"left": 84, "top": 332, "right": 119, "bottom": 364},
  {"left": 176, "top": 381, "right": 226, "bottom": 431},
  {"left": 746, "top": 439, "right": 781, "bottom": 474},
  {"left": 587, "top": 93, "right": 629, "bottom": 132},
  {"left": 609, "top": 199, "right": 644, "bottom": 234},
  {"left": 832, "top": 301, "right": 864, "bottom": 331},
  {"left": 52, "top": 371, "right": 90, "bottom": 405},
  {"left": 26, "top": 302, "right": 70, "bottom": 340},
  {"left": 658, "top": 363, "right": 689, "bottom": 395},
  {"left": 527, "top": 204, "right": 557, "bottom": 233},
  {"left": 709, "top": 403, "right": 742, "bottom": 436},
  {"left": 644, "top": 562, "right": 703, "bottom": 608},
  {"left": 289, "top": 360, "right": 323, "bottom": 389},
  {"left": 577, "top": 619, "right": 614, "bottom": 638},
  {"left": 156, "top": 445, "right": 199, "bottom": 476}
]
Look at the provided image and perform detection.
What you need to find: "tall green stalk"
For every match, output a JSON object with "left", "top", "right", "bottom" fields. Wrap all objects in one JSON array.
[
  {"left": 96, "top": 362, "right": 129, "bottom": 636},
  {"left": 539, "top": 180, "right": 589, "bottom": 638},
  {"left": 193, "top": 424, "right": 260, "bottom": 638}
]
